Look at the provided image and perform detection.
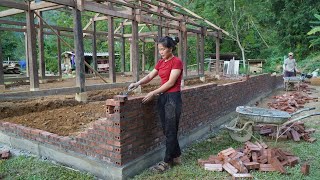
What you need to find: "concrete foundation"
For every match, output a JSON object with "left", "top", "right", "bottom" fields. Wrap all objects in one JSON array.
[{"left": 75, "top": 92, "right": 88, "bottom": 102}]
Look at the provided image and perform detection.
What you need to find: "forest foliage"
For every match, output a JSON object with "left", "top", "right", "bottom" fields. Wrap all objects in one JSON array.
[{"left": 0, "top": 0, "right": 320, "bottom": 73}]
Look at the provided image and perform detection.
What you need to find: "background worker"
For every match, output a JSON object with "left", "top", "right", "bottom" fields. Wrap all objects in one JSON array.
[
  {"left": 284, "top": 52, "right": 299, "bottom": 77},
  {"left": 128, "top": 36, "right": 183, "bottom": 173}
]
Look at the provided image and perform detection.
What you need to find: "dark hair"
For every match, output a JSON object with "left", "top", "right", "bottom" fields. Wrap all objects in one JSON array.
[{"left": 158, "top": 36, "right": 179, "bottom": 51}]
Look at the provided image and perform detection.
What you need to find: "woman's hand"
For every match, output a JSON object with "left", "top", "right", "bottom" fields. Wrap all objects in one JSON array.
[
  {"left": 128, "top": 82, "right": 139, "bottom": 91},
  {"left": 142, "top": 91, "right": 155, "bottom": 104}
]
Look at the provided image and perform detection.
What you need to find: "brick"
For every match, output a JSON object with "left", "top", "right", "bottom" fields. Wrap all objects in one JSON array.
[
  {"left": 1, "top": 150, "right": 10, "bottom": 159},
  {"left": 198, "top": 159, "right": 212, "bottom": 167},
  {"left": 259, "top": 164, "right": 276, "bottom": 172},
  {"left": 243, "top": 162, "right": 260, "bottom": 170},
  {"left": 223, "top": 163, "right": 238, "bottom": 175},
  {"left": 251, "top": 152, "right": 258, "bottom": 162},
  {"left": 305, "top": 137, "right": 317, "bottom": 143},
  {"left": 219, "top": 147, "right": 236, "bottom": 157},
  {"left": 301, "top": 163, "right": 310, "bottom": 175},
  {"left": 290, "top": 129, "right": 300, "bottom": 141},
  {"left": 287, "top": 156, "right": 299, "bottom": 167},
  {"left": 229, "top": 159, "right": 248, "bottom": 173},
  {"left": 257, "top": 155, "right": 268, "bottom": 164},
  {"left": 113, "top": 95, "right": 128, "bottom": 102},
  {"left": 232, "top": 173, "right": 253, "bottom": 180},
  {"left": 204, "top": 164, "right": 223, "bottom": 171},
  {"left": 304, "top": 128, "right": 316, "bottom": 134},
  {"left": 270, "top": 157, "right": 286, "bottom": 174}
]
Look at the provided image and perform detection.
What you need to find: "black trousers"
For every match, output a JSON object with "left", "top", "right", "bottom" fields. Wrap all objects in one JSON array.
[{"left": 158, "top": 91, "right": 182, "bottom": 163}]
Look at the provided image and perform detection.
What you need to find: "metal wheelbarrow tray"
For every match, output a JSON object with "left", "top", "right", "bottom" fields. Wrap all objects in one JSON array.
[{"left": 224, "top": 106, "right": 320, "bottom": 142}]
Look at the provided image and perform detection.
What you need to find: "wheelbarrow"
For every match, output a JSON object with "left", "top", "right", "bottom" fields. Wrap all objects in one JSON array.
[{"left": 224, "top": 106, "right": 320, "bottom": 142}]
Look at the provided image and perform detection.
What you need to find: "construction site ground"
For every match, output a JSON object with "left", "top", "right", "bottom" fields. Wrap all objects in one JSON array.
[{"left": 0, "top": 74, "right": 240, "bottom": 136}]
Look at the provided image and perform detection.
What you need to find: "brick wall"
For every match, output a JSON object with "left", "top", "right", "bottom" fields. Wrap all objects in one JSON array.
[{"left": 0, "top": 74, "right": 283, "bottom": 167}]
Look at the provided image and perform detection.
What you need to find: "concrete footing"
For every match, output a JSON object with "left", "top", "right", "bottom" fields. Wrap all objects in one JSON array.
[
  {"left": 0, "top": 85, "right": 5, "bottom": 92},
  {"left": 200, "top": 76, "right": 206, "bottom": 82},
  {"left": 75, "top": 92, "right": 88, "bottom": 102},
  {"left": 30, "top": 88, "right": 40, "bottom": 91}
]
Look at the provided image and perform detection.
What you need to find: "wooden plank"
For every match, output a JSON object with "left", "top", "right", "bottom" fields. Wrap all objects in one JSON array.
[
  {"left": 142, "top": 39, "right": 146, "bottom": 72},
  {"left": 108, "top": 16, "right": 116, "bottom": 83},
  {"left": 196, "top": 34, "right": 200, "bottom": 75},
  {"left": 92, "top": 20, "right": 97, "bottom": 71},
  {"left": 131, "top": 19, "right": 139, "bottom": 82},
  {"left": 30, "top": 1, "right": 58, "bottom": 10},
  {"left": 26, "top": 7, "right": 39, "bottom": 91},
  {"left": 38, "top": 11, "right": 45, "bottom": 78},
  {"left": 57, "top": 30, "right": 62, "bottom": 78},
  {"left": 0, "top": 1, "right": 28, "bottom": 10},
  {"left": 24, "top": 32, "right": 29, "bottom": 77},
  {"left": 72, "top": 7, "right": 86, "bottom": 93}
]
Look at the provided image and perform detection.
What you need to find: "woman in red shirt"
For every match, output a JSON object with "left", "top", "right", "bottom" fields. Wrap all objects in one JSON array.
[{"left": 128, "top": 36, "right": 183, "bottom": 172}]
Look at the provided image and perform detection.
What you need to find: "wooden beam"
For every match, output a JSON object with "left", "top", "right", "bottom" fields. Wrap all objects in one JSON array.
[
  {"left": 40, "top": 0, "right": 75, "bottom": 7},
  {"left": 26, "top": 5, "right": 39, "bottom": 91},
  {"left": 142, "top": 38, "right": 146, "bottom": 72},
  {"left": 196, "top": 34, "right": 200, "bottom": 75},
  {"left": 84, "top": 1, "right": 133, "bottom": 20},
  {"left": 0, "top": 27, "right": 25, "bottom": 33},
  {"left": 108, "top": 16, "right": 116, "bottom": 83},
  {"left": 131, "top": 19, "right": 139, "bottom": 82},
  {"left": 0, "top": 9, "right": 24, "bottom": 18},
  {"left": 38, "top": 11, "right": 45, "bottom": 78},
  {"left": 30, "top": 1, "right": 58, "bottom": 10},
  {"left": 73, "top": 7, "right": 86, "bottom": 93},
  {"left": 0, "top": 1, "right": 28, "bottom": 10}
]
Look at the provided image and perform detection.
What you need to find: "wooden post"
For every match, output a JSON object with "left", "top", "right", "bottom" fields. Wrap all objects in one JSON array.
[
  {"left": 196, "top": 33, "right": 200, "bottom": 75},
  {"left": 182, "top": 26, "right": 188, "bottom": 77},
  {"left": 215, "top": 31, "right": 221, "bottom": 74},
  {"left": 178, "top": 30, "right": 183, "bottom": 63},
  {"left": 72, "top": 7, "right": 86, "bottom": 93},
  {"left": 108, "top": 16, "right": 116, "bottom": 83},
  {"left": 154, "top": 36, "right": 159, "bottom": 64},
  {"left": 26, "top": 3, "right": 39, "bottom": 91},
  {"left": 0, "top": 42, "right": 4, "bottom": 89},
  {"left": 131, "top": 18, "right": 139, "bottom": 82},
  {"left": 92, "top": 19, "right": 97, "bottom": 71},
  {"left": 120, "top": 22, "right": 125, "bottom": 73},
  {"left": 200, "top": 27, "right": 205, "bottom": 75},
  {"left": 142, "top": 38, "right": 145, "bottom": 72},
  {"left": 57, "top": 30, "right": 62, "bottom": 78},
  {"left": 38, "top": 11, "right": 45, "bottom": 78},
  {"left": 24, "top": 32, "right": 29, "bottom": 77}
]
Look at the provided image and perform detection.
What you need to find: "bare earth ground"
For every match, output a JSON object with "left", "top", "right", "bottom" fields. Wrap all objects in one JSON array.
[{"left": 1, "top": 73, "right": 241, "bottom": 136}]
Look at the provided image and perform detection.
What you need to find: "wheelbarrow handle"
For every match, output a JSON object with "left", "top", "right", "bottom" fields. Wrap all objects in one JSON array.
[
  {"left": 290, "top": 107, "right": 316, "bottom": 116},
  {"left": 283, "top": 112, "right": 320, "bottom": 126}
]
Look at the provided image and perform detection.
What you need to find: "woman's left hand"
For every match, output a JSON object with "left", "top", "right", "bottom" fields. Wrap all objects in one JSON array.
[{"left": 142, "top": 91, "right": 155, "bottom": 104}]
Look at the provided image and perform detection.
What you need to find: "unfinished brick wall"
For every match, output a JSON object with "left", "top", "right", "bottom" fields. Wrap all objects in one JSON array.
[{"left": 0, "top": 74, "right": 283, "bottom": 167}]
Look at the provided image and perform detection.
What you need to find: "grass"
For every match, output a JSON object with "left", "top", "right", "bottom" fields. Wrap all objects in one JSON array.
[
  {"left": 0, "top": 156, "right": 95, "bottom": 180},
  {"left": 131, "top": 119, "right": 320, "bottom": 180}
]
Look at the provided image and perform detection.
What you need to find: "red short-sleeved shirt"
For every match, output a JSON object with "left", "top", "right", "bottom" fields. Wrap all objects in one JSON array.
[{"left": 155, "top": 56, "right": 183, "bottom": 93}]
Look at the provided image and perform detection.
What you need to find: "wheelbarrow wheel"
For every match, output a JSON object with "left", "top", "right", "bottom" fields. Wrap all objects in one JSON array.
[{"left": 228, "top": 119, "right": 253, "bottom": 142}]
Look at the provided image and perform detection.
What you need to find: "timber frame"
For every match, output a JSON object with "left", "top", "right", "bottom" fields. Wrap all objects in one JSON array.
[{"left": 0, "top": 0, "right": 226, "bottom": 97}]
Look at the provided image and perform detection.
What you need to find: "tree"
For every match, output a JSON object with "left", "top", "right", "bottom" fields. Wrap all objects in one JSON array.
[{"left": 307, "top": 14, "right": 320, "bottom": 48}]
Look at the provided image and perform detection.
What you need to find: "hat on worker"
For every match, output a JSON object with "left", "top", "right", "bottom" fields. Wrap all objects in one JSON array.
[{"left": 288, "top": 52, "right": 293, "bottom": 56}]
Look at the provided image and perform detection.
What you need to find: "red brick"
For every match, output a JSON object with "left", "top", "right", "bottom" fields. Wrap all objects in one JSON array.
[{"left": 301, "top": 163, "right": 310, "bottom": 175}]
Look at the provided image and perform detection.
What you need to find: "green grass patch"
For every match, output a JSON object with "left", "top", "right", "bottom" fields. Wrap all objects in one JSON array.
[
  {"left": 132, "top": 119, "right": 320, "bottom": 180},
  {"left": 0, "top": 156, "right": 94, "bottom": 180}
]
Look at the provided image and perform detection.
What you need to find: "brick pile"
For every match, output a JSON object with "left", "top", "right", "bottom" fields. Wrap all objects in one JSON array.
[
  {"left": 268, "top": 91, "right": 318, "bottom": 113},
  {"left": 254, "top": 122, "right": 317, "bottom": 143},
  {"left": 0, "top": 150, "right": 10, "bottom": 160},
  {"left": 198, "top": 141, "right": 303, "bottom": 179}
]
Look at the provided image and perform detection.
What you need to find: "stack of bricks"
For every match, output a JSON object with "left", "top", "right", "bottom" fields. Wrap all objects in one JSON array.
[
  {"left": 0, "top": 150, "right": 10, "bottom": 160},
  {"left": 198, "top": 141, "right": 303, "bottom": 179},
  {"left": 254, "top": 122, "right": 317, "bottom": 143},
  {"left": 267, "top": 91, "right": 318, "bottom": 113}
]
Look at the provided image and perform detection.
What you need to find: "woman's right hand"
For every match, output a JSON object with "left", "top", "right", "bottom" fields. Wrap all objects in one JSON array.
[{"left": 128, "top": 82, "right": 139, "bottom": 91}]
